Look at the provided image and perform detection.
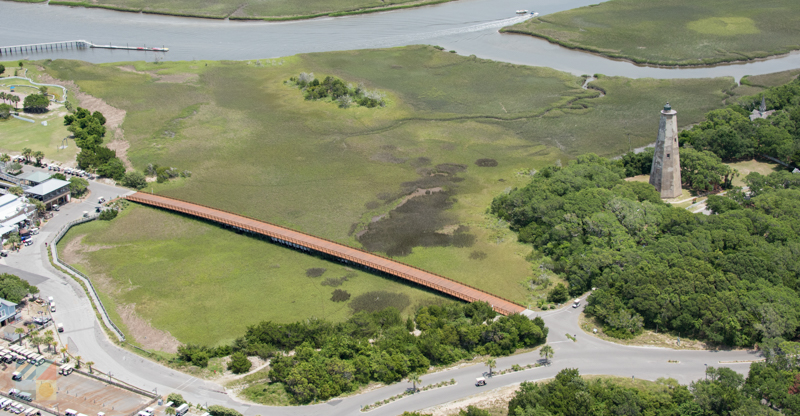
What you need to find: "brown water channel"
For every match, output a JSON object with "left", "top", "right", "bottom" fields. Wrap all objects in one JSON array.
[{"left": 2, "top": 0, "right": 800, "bottom": 80}]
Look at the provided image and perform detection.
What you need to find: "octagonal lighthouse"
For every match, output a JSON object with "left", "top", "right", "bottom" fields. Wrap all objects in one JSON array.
[{"left": 649, "top": 103, "right": 682, "bottom": 199}]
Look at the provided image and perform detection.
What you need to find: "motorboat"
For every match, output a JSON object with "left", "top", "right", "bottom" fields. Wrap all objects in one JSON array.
[
  {"left": 531, "top": 11, "right": 539, "bottom": 16},
  {"left": 516, "top": 9, "right": 528, "bottom": 14}
]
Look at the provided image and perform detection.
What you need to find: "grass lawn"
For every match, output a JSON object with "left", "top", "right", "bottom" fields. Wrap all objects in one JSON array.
[
  {"left": 501, "top": 0, "right": 800, "bottom": 66},
  {"left": 42, "top": 0, "right": 452, "bottom": 20},
  {"left": 726, "top": 159, "right": 782, "bottom": 187},
  {"left": 43, "top": 46, "right": 737, "bottom": 349},
  {"left": 0, "top": 108, "right": 77, "bottom": 164}
]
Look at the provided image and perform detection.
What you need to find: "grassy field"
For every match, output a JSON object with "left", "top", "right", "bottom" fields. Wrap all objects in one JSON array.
[
  {"left": 726, "top": 159, "right": 781, "bottom": 187},
  {"left": 41, "top": 46, "right": 738, "bottom": 349},
  {"left": 57, "top": 203, "right": 449, "bottom": 346},
  {"left": 40, "top": 0, "right": 453, "bottom": 20},
  {"left": 501, "top": 0, "right": 800, "bottom": 66}
]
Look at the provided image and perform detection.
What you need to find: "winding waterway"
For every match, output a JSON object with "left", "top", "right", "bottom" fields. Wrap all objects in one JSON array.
[{"left": 2, "top": 0, "right": 800, "bottom": 80}]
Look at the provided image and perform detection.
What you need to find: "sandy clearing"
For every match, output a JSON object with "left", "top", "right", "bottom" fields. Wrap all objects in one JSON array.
[{"left": 418, "top": 383, "right": 521, "bottom": 416}]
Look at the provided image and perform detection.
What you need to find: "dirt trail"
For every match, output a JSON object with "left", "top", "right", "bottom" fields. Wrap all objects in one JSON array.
[{"left": 36, "top": 72, "right": 132, "bottom": 168}]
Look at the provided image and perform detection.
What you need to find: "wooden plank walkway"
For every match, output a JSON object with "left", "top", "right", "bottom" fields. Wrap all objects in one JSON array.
[{"left": 126, "top": 192, "right": 527, "bottom": 316}]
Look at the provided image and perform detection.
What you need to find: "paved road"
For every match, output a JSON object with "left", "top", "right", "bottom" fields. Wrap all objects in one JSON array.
[{"left": 7, "top": 167, "right": 762, "bottom": 414}]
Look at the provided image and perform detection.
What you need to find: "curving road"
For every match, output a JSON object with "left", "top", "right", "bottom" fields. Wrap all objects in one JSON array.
[{"left": 7, "top": 168, "right": 760, "bottom": 414}]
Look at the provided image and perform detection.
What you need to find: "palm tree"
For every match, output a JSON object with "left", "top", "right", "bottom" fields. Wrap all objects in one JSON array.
[
  {"left": 7, "top": 233, "right": 20, "bottom": 251},
  {"left": 31, "top": 334, "right": 43, "bottom": 354},
  {"left": 540, "top": 344, "right": 554, "bottom": 366},
  {"left": 44, "top": 330, "right": 54, "bottom": 353},
  {"left": 407, "top": 372, "right": 421, "bottom": 392},
  {"left": 60, "top": 347, "right": 68, "bottom": 360},
  {"left": 87, "top": 361, "right": 95, "bottom": 374},
  {"left": 0, "top": 92, "right": 5, "bottom": 103},
  {"left": 75, "top": 355, "right": 82, "bottom": 369},
  {"left": 14, "top": 327, "right": 25, "bottom": 345},
  {"left": 9, "top": 95, "right": 20, "bottom": 109},
  {"left": 486, "top": 358, "right": 497, "bottom": 377},
  {"left": 22, "top": 148, "right": 32, "bottom": 164},
  {"left": 33, "top": 151, "right": 44, "bottom": 166}
]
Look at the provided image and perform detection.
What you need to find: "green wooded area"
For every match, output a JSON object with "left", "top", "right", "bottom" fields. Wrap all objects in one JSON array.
[
  {"left": 491, "top": 155, "right": 800, "bottom": 346},
  {"left": 505, "top": 364, "right": 793, "bottom": 416},
  {"left": 681, "top": 78, "right": 800, "bottom": 164},
  {"left": 177, "top": 302, "right": 546, "bottom": 403}
]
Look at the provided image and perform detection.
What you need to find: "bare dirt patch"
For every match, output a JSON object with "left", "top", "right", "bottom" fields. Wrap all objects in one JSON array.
[
  {"left": 156, "top": 73, "right": 199, "bottom": 84},
  {"left": 61, "top": 235, "right": 180, "bottom": 353},
  {"left": 116, "top": 66, "right": 198, "bottom": 83},
  {"left": 419, "top": 383, "right": 521, "bottom": 416},
  {"left": 578, "top": 313, "right": 743, "bottom": 351},
  {"left": 118, "top": 304, "right": 180, "bottom": 353}
]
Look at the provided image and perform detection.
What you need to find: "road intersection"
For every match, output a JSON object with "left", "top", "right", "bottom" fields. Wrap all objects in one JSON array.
[{"left": 5, "top": 170, "right": 761, "bottom": 415}]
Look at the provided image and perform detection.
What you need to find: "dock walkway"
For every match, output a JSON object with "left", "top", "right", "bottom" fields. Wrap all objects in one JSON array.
[{"left": 126, "top": 192, "right": 527, "bottom": 316}]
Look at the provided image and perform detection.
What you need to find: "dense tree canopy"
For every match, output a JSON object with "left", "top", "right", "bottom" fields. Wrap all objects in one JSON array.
[
  {"left": 492, "top": 155, "right": 800, "bottom": 346},
  {"left": 508, "top": 367, "right": 786, "bottom": 416},
  {"left": 0, "top": 273, "right": 39, "bottom": 303},
  {"left": 65, "top": 107, "right": 126, "bottom": 179},
  {"left": 23, "top": 93, "right": 49, "bottom": 113},
  {"left": 177, "top": 302, "right": 547, "bottom": 403},
  {"left": 680, "top": 77, "right": 800, "bottom": 165}
]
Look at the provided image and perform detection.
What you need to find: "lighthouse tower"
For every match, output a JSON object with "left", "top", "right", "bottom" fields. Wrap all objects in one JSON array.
[{"left": 649, "top": 103, "right": 682, "bottom": 199}]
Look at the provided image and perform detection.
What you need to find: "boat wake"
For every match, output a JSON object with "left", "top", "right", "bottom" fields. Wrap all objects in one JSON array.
[{"left": 356, "top": 14, "right": 532, "bottom": 49}]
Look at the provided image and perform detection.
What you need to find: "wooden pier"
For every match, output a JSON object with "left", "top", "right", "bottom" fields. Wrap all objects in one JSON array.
[
  {"left": 126, "top": 192, "right": 527, "bottom": 316},
  {"left": 0, "top": 40, "right": 168, "bottom": 56}
]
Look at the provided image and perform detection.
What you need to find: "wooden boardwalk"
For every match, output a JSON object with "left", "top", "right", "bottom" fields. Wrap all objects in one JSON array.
[{"left": 126, "top": 192, "right": 526, "bottom": 316}]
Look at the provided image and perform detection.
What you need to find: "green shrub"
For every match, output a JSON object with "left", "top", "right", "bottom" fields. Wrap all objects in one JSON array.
[
  {"left": 122, "top": 171, "right": 147, "bottom": 190},
  {"left": 208, "top": 405, "right": 242, "bottom": 416},
  {"left": 98, "top": 209, "right": 118, "bottom": 221},
  {"left": 167, "top": 393, "right": 186, "bottom": 406},
  {"left": 227, "top": 352, "right": 252, "bottom": 374},
  {"left": 547, "top": 283, "right": 569, "bottom": 304}
]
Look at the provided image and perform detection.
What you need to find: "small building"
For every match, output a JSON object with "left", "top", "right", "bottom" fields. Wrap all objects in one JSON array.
[
  {"left": 750, "top": 96, "right": 775, "bottom": 121},
  {"left": 24, "top": 178, "right": 70, "bottom": 209},
  {"left": 17, "top": 171, "right": 53, "bottom": 187},
  {"left": 0, "top": 194, "right": 30, "bottom": 238},
  {"left": 0, "top": 298, "right": 18, "bottom": 326}
]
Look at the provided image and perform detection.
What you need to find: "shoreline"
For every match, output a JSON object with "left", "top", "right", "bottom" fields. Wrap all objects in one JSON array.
[
  {"left": 14, "top": 0, "right": 459, "bottom": 22},
  {"left": 499, "top": 27, "right": 800, "bottom": 69}
]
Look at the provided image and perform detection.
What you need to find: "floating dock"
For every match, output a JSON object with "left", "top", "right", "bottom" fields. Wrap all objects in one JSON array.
[{"left": 0, "top": 40, "right": 168, "bottom": 56}]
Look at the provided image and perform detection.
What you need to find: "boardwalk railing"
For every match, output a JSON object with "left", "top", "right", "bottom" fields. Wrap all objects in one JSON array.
[
  {"left": 127, "top": 193, "right": 527, "bottom": 316},
  {"left": 50, "top": 215, "right": 127, "bottom": 341}
]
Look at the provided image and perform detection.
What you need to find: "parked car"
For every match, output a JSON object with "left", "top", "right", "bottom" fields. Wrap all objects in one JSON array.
[{"left": 23, "top": 239, "right": 33, "bottom": 247}]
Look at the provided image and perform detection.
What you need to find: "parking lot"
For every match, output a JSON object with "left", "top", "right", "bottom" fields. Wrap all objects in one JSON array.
[{"left": 0, "top": 360, "right": 152, "bottom": 415}]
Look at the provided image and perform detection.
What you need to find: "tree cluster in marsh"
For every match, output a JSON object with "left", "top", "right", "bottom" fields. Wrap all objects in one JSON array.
[
  {"left": 64, "top": 107, "right": 126, "bottom": 180},
  {"left": 491, "top": 154, "right": 800, "bottom": 346},
  {"left": 289, "top": 73, "right": 386, "bottom": 108},
  {"left": 176, "top": 302, "right": 547, "bottom": 403}
]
